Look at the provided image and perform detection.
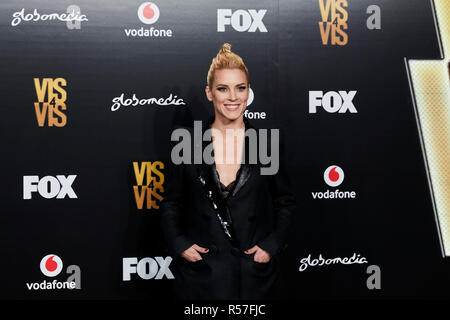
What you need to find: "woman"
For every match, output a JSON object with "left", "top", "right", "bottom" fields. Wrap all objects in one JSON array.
[{"left": 160, "top": 43, "right": 296, "bottom": 300}]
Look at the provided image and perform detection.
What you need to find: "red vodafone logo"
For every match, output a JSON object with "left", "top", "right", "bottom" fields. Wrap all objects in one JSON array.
[
  {"left": 138, "top": 2, "right": 160, "bottom": 24},
  {"left": 312, "top": 165, "right": 355, "bottom": 200},
  {"left": 40, "top": 254, "right": 63, "bottom": 277},
  {"left": 324, "top": 165, "right": 344, "bottom": 187}
]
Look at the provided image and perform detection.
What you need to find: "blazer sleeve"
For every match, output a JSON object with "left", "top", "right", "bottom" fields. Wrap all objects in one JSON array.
[
  {"left": 160, "top": 160, "right": 194, "bottom": 257},
  {"left": 257, "top": 129, "right": 297, "bottom": 257}
]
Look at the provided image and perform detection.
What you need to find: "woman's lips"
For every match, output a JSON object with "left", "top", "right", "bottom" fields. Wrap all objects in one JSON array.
[{"left": 224, "top": 104, "right": 240, "bottom": 111}]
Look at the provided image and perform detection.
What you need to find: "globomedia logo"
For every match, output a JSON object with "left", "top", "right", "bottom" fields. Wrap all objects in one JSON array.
[
  {"left": 312, "top": 165, "right": 356, "bottom": 199},
  {"left": 26, "top": 254, "right": 81, "bottom": 290},
  {"left": 244, "top": 88, "right": 267, "bottom": 120},
  {"left": 124, "top": 2, "right": 173, "bottom": 37},
  {"left": 11, "top": 5, "right": 88, "bottom": 29},
  {"left": 110, "top": 93, "right": 186, "bottom": 111}
]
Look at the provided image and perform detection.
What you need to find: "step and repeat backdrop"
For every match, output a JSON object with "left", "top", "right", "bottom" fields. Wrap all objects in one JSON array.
[{"left": 1, "top": 0, "right": 450, "bottom": 300}]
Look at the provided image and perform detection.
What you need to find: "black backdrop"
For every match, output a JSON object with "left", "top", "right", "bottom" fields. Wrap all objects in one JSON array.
[{"left": 1, "top": 0, "right": 449, "bottom": 300}]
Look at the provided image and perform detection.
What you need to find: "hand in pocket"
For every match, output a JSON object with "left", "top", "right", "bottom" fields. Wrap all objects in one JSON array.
[
  {"left": 245, "top": 245, "right": 271, "bottom": 263},
  {"left": 181, "top": 244, "right": 209, "bottom": 262}
]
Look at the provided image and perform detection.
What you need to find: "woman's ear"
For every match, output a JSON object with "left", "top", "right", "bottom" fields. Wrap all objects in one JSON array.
[{"left": 205, "top": 86, "right": 213, "bottom": 101}]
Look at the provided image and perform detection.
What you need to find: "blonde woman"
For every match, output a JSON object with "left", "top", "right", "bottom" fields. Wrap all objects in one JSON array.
[{"left": 161, "top": 43, "right": 296, "bottom": 300}]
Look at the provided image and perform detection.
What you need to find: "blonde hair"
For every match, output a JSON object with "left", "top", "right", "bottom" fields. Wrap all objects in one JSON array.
[{"left": 206, "top": 43, "right": 249, "bottom": 89}]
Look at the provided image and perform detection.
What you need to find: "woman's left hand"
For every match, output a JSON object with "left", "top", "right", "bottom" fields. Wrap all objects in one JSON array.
[{"left": 245, "top": 245, "right": 271, "bottom": 263}]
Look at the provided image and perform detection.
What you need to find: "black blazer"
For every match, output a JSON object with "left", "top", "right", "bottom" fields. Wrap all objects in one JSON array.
[{"left": 160, "top": 117, "right": 297, "bottom": 300}]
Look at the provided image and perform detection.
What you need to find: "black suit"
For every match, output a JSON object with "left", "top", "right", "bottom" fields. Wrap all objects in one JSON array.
[{"left": 160, "top": 117, "right": 297, "bottom": 300}]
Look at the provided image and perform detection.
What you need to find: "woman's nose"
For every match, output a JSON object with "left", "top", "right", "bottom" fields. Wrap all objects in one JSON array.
[{"left": 228, "top": 90, "right": 237, "bottom": 101}]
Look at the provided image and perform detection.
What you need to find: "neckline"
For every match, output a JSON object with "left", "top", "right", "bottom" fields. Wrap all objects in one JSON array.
[
  {"left": 220, "top": 180, "right": 236, "bottom": 190},
  {"left": 215, "top": 165, "right": 242, "bottom": 190}
]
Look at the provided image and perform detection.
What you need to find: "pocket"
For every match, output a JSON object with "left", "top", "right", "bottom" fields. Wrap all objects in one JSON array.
[
  {"left": 182, "top": 257, "right": 212, "bottom": 274},
  {"left": 252, "top": 259, "right": 271, "bottom": 269},
  {"left": 189, "top": 259, "right": 207, "bottom": 269},
  {"left": 250, "top": 257, "right": 277, "bottom": 277}
]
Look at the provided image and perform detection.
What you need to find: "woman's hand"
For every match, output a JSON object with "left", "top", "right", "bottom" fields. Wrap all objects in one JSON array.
[
  {"left": 181, "top": 244, "right": 209, "bottom": 262},
  {"left": 245, "top": 245, "right": 271, "bottom": 263}
]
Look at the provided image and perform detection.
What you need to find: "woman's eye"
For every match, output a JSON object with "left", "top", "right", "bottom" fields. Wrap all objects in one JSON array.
[
  {"left": 217, "top": 87, "right": 226, "bottom": 92},
  {"left": 238, "top": 86, "right": 247, "bottom": 91}
]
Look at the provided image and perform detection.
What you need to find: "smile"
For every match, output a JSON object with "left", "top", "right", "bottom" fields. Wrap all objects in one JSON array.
[{"left": 224, "top": 104, "right": 240, "bottom": 110}]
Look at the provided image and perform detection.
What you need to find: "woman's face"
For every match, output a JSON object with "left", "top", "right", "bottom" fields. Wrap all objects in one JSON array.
[{"left": 206, "top": 68, "right": 249, "bottom": 123}]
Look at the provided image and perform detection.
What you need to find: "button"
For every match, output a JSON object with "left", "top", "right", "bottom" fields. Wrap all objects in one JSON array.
[{"left": 231, "top": 247, "right": 242, "bottom": 256}]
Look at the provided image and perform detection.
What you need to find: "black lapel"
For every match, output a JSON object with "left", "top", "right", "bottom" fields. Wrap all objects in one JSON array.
[
  {"left": 231, "top": 117, "right": 255, "bottom": 196},
  {"left": 230, "top": 164, "right": 253, "bottom": 197},
  {"left": 196, "top": 116, "right": 222, "bottom": 199}
]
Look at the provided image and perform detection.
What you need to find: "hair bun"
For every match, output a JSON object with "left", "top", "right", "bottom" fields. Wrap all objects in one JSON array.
[
  {"left": 207, "top": 42, "right": 248, "bottom": 88},
  {"left": 220, "top": 43, "right": 232, "bottom": 54}
]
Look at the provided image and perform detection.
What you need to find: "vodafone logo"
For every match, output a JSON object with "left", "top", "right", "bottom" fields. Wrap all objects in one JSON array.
[
  {"left": 138, "top": 2, "right": 160, "bottom": 24},
  {"left": 26, "top": 254, "right": 81, "bottom": 291},
  {"left": 124, "top": 2, "right": 173, "bottom": 38},
  {"left": 244, "top": 88, "right": 267, "bottom": 120},
  {"left": 312, "top": 165, "right": 356, "bottom": 200},
  {"left": 40, "top": 254, "right": 63, "bottom": 277},
  {"left": 247, "top": 88, "right": 254, "bottom": 106},
  {"left": 324, "top": 165, "right": 344, "bottom": 187}
]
